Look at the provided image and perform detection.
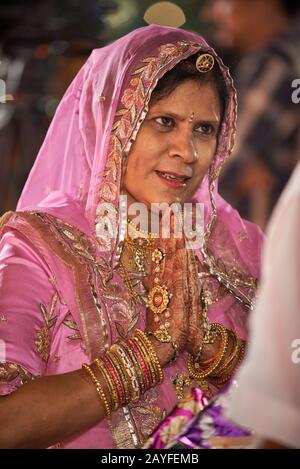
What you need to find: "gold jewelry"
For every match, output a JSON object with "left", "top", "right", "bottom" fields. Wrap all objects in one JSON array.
[
  {"left": 112, "top": 343, "right": 141, "bottom": 401},
  {"left": 147, "top": 284, "right": 170, "bottom": 315},
  {"left": 135, "top": 328, "right": 164, "bottom": 383},
  {"left": 196, "top": 53, "right": 215, "bottom": 73},
  {"left": 194, "top": 287, "right": 219, "bottom": 364},
  {"left": 125, "top": 221, "right": 155, "bottom": 275},
  {"left": 82, "top": 363, "right": 111, "bottom": 418},
  {"left": 118, "top": 260, "right": 142, "bottom": 305},
  {"left": 147, "top": 326, "right": 179, "bottom": 363},
  {"left": 83, "top": 329, "right": 166, "bottom": 416},
  {"left": 188, "top": 323, "right": 228, "bottom": 380},
  {"left": 124, "top": 239, "right": 152, "bottom": 275},
  {"left": 121, "top": 339, "right": 147, "bottom": 394},
  {"left": 108, "top": 349, "right": 131, "bottom": 404},
  {"left": 127, "top": 218, "right": 156, "bottom": 239},
  {"left": 211, "top": 341, "right": 245, "bottom": 385},
  {"left": 94, "top": 357, "right": 119, "bottom": 411},
  {"left": 173, "top": 372, "right": 191, "bottom": 400},
  {"left": 219, "top": 329, "right": 240, "bottom": 371},
  {"left": 212, "top": 335, "right": 245, "bottom": 384},
  {"left": 132, "top": 335, "right": 157, "bottom": 386},
  {"left": 147, "top": 248, "right": 172, "bottom": 335}
]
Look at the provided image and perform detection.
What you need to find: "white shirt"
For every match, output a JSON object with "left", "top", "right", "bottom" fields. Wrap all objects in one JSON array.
[{"left": 226, "top": 162, "right": 300, "bottom": 448}]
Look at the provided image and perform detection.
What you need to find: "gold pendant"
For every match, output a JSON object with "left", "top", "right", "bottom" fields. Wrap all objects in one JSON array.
[
  {"left": 172, "top": 372, "right": 191, "bottom": 400},
  {"left": 147, "top": 284, "right": 170, "bottom": 315},
  {"left": 153, "top": 326, "right": 172, "bottom": 343}
]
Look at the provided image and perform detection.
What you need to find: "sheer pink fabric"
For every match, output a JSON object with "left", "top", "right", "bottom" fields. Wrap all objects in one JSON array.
[{"left": 0, "top": 25, "right": 263, "bottom": 448}]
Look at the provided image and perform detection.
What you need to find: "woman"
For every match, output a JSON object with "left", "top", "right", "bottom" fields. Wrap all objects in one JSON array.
[{"left": 0, "top": 25, "right": 263, "bottom": 448}]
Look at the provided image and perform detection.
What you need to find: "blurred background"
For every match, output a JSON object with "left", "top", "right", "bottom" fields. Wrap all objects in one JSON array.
[{"left": 1, "top": 0, "right": 299, "bottom": 229}]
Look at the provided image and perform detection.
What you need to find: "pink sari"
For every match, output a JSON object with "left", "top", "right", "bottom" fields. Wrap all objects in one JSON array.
[{"left": 0, "top": 25, "right": 263, "bottom": 448}]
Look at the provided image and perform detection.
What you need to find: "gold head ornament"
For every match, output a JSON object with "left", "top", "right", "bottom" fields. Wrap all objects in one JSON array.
[{"left": 196, "top": 53, "right": 215, "bottom": 73}]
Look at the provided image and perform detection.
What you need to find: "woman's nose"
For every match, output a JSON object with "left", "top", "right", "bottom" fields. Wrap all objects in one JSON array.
[{"left": 168, "top": 130, "right": 198, "bottom": 163}]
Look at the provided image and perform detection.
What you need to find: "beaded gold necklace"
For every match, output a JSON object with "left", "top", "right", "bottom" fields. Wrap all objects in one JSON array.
[{"left": 125, "top": 219, "right": 156, "bottom": 276}]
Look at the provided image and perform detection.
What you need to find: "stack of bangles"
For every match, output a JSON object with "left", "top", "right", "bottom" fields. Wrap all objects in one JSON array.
[
  {"left": 187, "top": 323, "right": 245, "bottom": 385},
  {"left": 82, "top": 328, "right": 163, "bottom": 419}
]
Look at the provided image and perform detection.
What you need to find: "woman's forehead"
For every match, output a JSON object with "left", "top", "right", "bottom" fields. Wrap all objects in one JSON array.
[{"left": 149, "top": 81, "right": 221, "bottom": 116}]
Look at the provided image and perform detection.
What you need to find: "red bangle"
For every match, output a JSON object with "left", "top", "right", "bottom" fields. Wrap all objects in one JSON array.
[
  {"left": 102, "top": 354, "right": 124, "bottom": 404},
  {"left": 129, "top": 339, "right": 151, "bottom": 388}
]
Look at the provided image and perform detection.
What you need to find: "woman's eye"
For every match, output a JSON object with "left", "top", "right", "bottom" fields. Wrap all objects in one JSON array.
[
  {"left": 155, "top": 116, "right": 174, "bottom": 127},
  {"left": 195, "top": 124, "right": 215, "bottom": 135},
  {"left": 196, "top": 124, "right": 216, "bottom": 135}
]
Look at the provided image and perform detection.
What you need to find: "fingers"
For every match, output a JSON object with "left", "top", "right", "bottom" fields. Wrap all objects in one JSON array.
[
  {"left": 159, "top": 213, "right": 176, "bottom": 253},
  {"left": 186, "top": 249, "right": 203, "bottom": 356},
  {"left": 187, "top": 250, "right": 200, "bottom": 316},
  {"left": 145, "top": 210, "right": 191, "bottom": 357}
]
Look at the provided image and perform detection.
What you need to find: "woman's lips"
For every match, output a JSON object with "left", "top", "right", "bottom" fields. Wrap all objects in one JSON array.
[{"left": 155, "top": 170, "right": 189, "bottom": 188}]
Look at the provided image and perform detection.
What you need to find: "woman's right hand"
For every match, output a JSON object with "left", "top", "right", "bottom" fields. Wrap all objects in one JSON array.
[{"left": 143, "top": 214, "right": 190, "bottom": 366}]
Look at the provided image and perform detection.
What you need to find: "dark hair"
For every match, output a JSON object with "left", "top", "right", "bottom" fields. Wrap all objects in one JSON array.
[
  {"left": 150, "top": 53, "right": 228, "bottom": 122},
  {"left": 280, "top": 0, "right": 300, "bottom": 17}
]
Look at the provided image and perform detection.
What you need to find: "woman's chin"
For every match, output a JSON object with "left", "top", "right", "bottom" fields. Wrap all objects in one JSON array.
[
  {"left": 149, "top": 197, "right": 184, "bottom": 207},
  {"left": 123, "top": 190, "right": 190, "bottom": 209}
]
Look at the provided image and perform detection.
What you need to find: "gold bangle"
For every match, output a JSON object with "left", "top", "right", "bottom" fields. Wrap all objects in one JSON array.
[
  {"left": 206, "top": 325, "right": 229, "bottom": 378},
  {"left": 132, "top": 335, "right": 157, "bottom": 387},
  {"left": 104, "top": 350, "right": 127, "bottom": 406},
  {"left": 147, "top": 327, "right": 179, "bottom": 363},
  {"left": 82, "top": 363, "right": 111, "bottom": 418},
  {"left": 188, "top": 324, "right": 228, "bottom": 380},
  {"left": 94, "top": 357, "right": 119, "bottom": 411},
  {"left": 135, "top": 329, "right": 164, "bottom": 383},
  {"left": 135, "top": 329, "right": 162, "bottom": 385},
  {"left": 212, "top": 340, "right": 246, "bottom": 384},
  {"left": 112, "top": 343, "right": 141, "bottom": 402},
  {"left": 211, "top": 330, "right": 240, "bottom": 378},
  {"left": 218, "top": 330, "right": 240, "bottom": 372},
  {"left": 108, "top": 349, "right": 131, "bottom": 404},
  {"left": 120, "top": 339, "right": 147, "bottom": 395},
  {"left": 195, "top": 323, "right": 222, "bottom": 364}
]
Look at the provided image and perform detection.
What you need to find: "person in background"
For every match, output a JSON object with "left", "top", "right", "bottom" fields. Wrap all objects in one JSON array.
[
  {"left": 202, "top": 0, "right": 300, "bottom": 229},
  {"left": 226, "top": 161, "right": 300, "bottom": 448}
]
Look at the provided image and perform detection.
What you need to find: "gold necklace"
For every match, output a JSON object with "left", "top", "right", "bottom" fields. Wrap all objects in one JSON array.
[
  {"left": 127, "top": 218, "right": 157, "bottom": 239},
  {"left": 125, "top": 221, "right": 155, "bottom": 275},
  {"left": 118, "top": 259, "right": 142, "bottom": 306},
  {"left": 117, "top": 222, "right": 155, "bottom": 305}
]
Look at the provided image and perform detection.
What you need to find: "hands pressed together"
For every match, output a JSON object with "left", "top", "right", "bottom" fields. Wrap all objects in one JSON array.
[{"left": 142, "top": 214, "right": 204, "bottom": 366}]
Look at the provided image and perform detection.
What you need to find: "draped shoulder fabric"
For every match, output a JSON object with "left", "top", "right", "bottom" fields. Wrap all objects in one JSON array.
[{"left": 0, "top": 25, "right": 263, "bottom": 448}]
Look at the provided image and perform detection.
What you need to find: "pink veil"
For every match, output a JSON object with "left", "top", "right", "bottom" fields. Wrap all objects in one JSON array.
[{"left": 17, "top": 23, "right": 262, "bottom": 314}]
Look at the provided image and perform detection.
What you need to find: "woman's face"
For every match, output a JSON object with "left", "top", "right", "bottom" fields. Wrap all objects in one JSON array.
[{"left": 122, "top": 80, "right": 221, "bottom": 208}]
